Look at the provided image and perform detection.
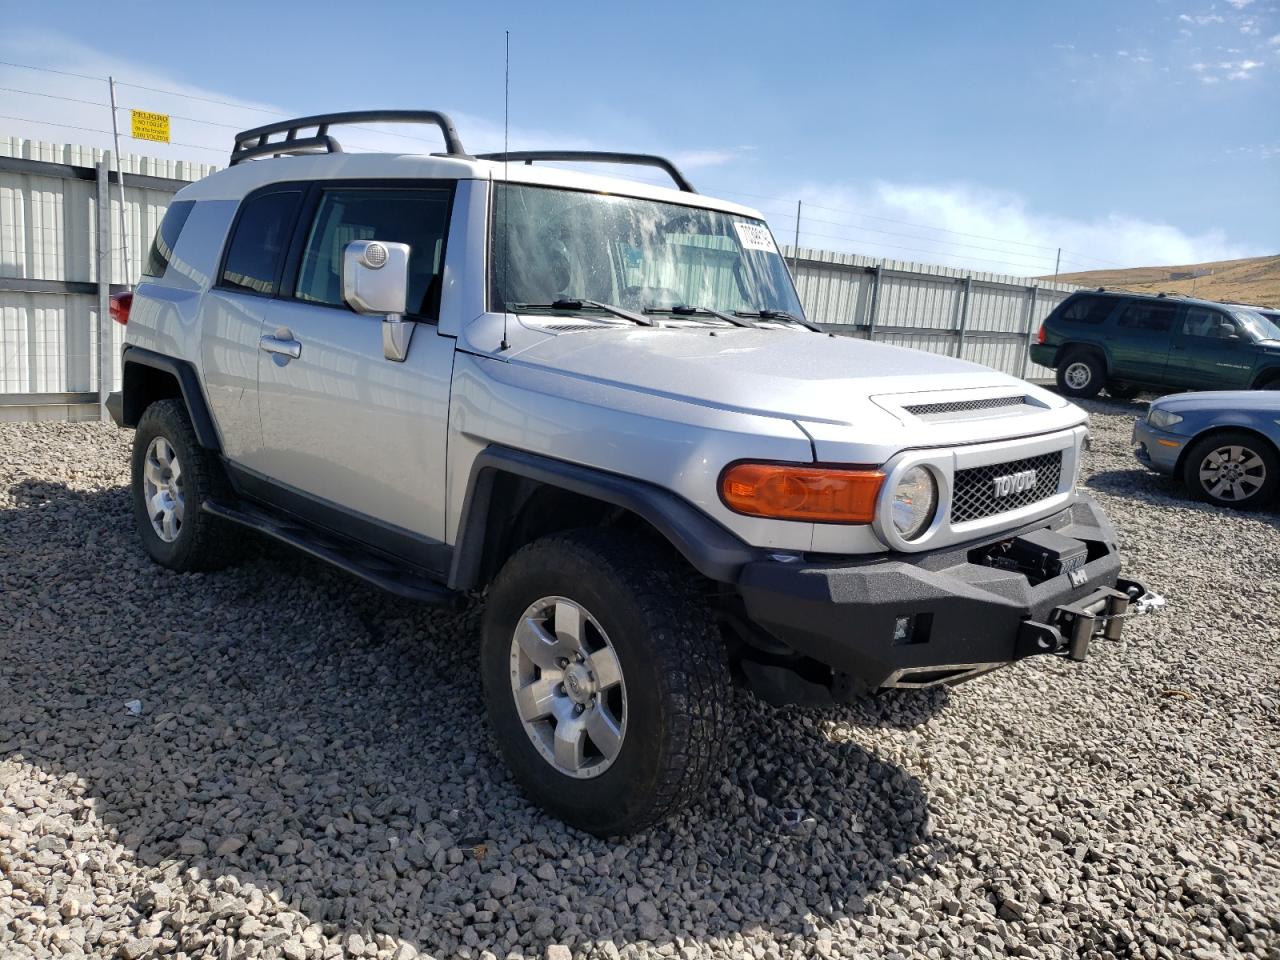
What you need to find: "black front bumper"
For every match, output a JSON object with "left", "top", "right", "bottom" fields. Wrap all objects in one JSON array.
[{"left": 737, "top": 495, "right": 1138, "bottom": 697}]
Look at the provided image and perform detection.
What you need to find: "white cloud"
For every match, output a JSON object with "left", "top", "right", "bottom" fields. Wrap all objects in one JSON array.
[
  {"left": 786, "top": 181, "right": 1257, "bottom": 277},
  {"left": 671, "top": 150, "right": 736, "bottom": 170},
  {"left": 1225, "top": 0, "right": 1254, "bottom": 8},
  {"left": 1225, "top": 58, "right": 1263, "bottom": 78},
  {"left": 1179, "top": 12, "right": 1225, "bottom": 24}
]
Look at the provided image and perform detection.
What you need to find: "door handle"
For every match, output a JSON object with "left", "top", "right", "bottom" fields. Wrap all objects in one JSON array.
[{"left": 259, "top": 335, "right": 302, "bottom": 360}]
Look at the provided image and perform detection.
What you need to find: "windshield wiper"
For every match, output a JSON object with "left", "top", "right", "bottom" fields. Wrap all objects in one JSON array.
[
  {"left": 511, "top": 299, "right": 654, "bottom": 326},
  {"left": 734, "top": 308, "right": 822, "bottom": 333},
  {"left": 644, "top": 304, "right": 755, "bottom": 328}
]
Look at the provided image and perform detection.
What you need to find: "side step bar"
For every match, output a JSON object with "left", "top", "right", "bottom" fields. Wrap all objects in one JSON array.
[{"left": 203, "top": 500, "right": 460, "bottom": 607}]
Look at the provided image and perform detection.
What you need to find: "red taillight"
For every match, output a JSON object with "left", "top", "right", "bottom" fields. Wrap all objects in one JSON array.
[
  {"left": 1037, "top": 323, "right": 1046, "bottom": 344},
  {"left": 109, "top": 291, "right": 132, "bottom": 326}
]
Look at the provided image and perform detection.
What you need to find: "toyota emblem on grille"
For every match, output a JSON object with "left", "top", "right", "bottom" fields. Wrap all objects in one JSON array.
[{"left": 992, "top": 469, "right": 1037, "bottom": 498}]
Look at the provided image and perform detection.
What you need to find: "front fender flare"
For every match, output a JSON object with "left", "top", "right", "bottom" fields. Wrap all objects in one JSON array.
[{"left": 448, "top": 445, "right": 756, "bottom": 590}]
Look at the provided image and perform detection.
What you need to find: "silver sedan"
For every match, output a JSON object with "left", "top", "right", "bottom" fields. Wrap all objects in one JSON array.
[{"left": 1133, "top": 390, "right": 1280, "bottom": 509}]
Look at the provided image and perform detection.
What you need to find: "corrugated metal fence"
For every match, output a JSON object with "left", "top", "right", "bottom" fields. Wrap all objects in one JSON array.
[
  {"left": 784, "top": 246, "right": 1078, "bottom": 378},
  {"left": 0, "top": 139, "right": 216, "bottom": 420},
  {"left": 0, "top": 139, "right": 1076, "bottom": 421}
]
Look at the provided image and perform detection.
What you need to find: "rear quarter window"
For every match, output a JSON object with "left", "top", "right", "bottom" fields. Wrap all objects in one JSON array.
[
  {"left": 1057, "top": 294, "right": 1112, "bottom": 325},
  {"left": 142, "top": 200, "right": 196, "bottom": 278},
  {"left": 219, "top": 190, "right": 303, "bottom": 296}
]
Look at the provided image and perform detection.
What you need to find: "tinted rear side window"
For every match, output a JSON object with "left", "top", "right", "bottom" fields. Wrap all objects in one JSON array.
[
  {"left": 220, "top": 190, "right": 303, "bottom": 295},
  {"left": 1115, "top": 299, "right": 1177, "bottom": 332},
  {"left": 143, "top": 200, "right": 195, "bottom": 278},
  {"left": 1059, "top": 294, "right": 1112, "bottom": 325}
]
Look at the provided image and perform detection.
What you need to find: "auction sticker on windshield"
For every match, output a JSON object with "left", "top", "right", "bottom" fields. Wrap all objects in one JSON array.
[{"left": 733, "top": 221, "right": 778, "bottom": 253}]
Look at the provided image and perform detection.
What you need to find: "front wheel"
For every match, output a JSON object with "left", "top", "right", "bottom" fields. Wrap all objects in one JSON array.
[
  {"left": 481, "top": 530, "right": 730, "bottom": 836},
  {"left": 1182, "top": 430, "right": 1279, "bottom": 510}
]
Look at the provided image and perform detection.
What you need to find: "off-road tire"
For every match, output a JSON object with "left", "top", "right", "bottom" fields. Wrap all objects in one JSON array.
[
  {"left": 1057, "top": 350, "right": 1104, "bottom": 398},
  {"left": 1105, "top": 381, "right": 1141, "bottom": 400},
  {"left": 1181, "top": 429, "right": 1279, "bottom": 511},
  {"left": 131, "top": 399, "right": 239, "bottom": 571},
  {"left": 481, "top": 529, "right": 730, "bottom": 836}
]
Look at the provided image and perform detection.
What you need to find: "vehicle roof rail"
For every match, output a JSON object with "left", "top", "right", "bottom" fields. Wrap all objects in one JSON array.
[
  {"left": 230, "top": 110, "right": 469, "bottom": 166},
  {"left": 476, "top": 150, "right": 697, "bottom": 193}
]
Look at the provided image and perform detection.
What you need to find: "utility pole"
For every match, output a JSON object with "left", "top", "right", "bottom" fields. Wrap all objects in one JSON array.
[
  {"left": 107, "top": 76, "right": 131, "bottom": 287},
  {"left": 1053, "top": 247, "right": 1061, "bottom": 278}
]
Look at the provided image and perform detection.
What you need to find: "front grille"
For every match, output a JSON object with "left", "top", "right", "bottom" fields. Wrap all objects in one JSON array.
[
  {"left": 905, "top": 396, "right": 1028, "bottom": 417},
  {"left": 951, "top": 451, "right": 1062, "bottom": 523}
]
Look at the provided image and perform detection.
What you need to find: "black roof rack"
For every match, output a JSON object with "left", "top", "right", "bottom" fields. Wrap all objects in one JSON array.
[
  {"left": 230, "top": 110, "right": 469, "bottom": 166},
  {"left": 476, "top": 150, "right": 696, "bottom": 193}
]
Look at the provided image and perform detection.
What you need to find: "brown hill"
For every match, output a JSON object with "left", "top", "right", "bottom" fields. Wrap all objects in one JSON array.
[{"left": 1046, "top": 254, "right": 1280, "bottom": 307}]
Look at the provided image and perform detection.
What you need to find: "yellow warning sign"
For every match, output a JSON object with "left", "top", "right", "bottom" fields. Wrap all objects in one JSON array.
[{"left": 130, "top": 110, "right": 170, "bottom": 144}]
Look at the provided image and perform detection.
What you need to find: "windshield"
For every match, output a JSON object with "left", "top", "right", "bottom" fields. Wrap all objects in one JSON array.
[
  {"left": 1232, "top": 309, "right": 1280, "bottom": 341},
  {"left": 490, "top": 184, "right": 804, "bottom": 318}
]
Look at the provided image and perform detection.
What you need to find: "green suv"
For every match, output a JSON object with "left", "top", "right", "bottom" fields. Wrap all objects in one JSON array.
[{"left": 1031, "top": 290, "right": 1280, "bottom": 399}]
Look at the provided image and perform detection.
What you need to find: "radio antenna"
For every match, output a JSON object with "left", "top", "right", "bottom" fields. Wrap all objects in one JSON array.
[{"left": 500, "top": 29, "right": 511, "bottom": 352}]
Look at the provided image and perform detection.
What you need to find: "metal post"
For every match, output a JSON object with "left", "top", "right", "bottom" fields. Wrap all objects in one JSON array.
[
  {"left": 1053, "top": 247, "right": 1061, "bottom": 278},
  {"left": 865, "top": 264, "right": 883, "bottom": 341},
  {"left": 1021, "top": 285, "right": 1039, "bottom": 380},
  {"left": 96, "top": 161, "right": 112, "bottom": 421},
  {"left": 107, "top": 77, "right": 131, "bottom": 287},
  {"left": 954, "top": 276, "right": 972, "bottom": 358},
  {"left": 791, "top": 200, "right": 801, "bottom": 279}
]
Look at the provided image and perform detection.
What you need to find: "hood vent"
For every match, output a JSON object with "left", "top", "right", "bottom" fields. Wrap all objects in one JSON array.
[{"left": 904, "top": 395, "right": 1030, "bottom": 420}]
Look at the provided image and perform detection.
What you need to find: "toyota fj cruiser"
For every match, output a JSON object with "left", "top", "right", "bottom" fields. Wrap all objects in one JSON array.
[{"left": 108, "top": 111, "right": 1157, "bottom": 835}]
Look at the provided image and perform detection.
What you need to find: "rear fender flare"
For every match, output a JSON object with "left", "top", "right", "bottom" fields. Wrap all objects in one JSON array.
[{"left": 121, "top": 346, "right": 221, "bottom": 451}]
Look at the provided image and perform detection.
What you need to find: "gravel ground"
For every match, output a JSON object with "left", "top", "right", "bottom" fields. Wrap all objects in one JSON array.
[{"left": 2, "top": 399, "right": 1278, "bottom": 960}]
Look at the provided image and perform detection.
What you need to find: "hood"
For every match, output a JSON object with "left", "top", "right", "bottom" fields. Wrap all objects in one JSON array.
[
  {"left": 1152, "top": 390, "right": 1280, "bottom": 413},
  {"left": 497, "top": 325, "right": 1086, "bottom": 459}
]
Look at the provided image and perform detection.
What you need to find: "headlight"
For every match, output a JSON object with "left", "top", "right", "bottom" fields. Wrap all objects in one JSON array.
[
  {"left": 891, "top": 466, "right": 938, "bottom": 540},
  {"left": 1147, "top": 408, "right": 1184, "bottom": 430}
]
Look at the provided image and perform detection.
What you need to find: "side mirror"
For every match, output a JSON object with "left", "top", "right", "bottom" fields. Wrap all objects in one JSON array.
[
  {"left": 342, "top": 240, "right": 415, "bottom": 362},
  {"left": 1218, "top": 322, "right": 1239, "bottom": 340}
]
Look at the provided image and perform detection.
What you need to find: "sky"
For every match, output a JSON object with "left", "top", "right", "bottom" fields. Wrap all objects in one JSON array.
[{"left": 1, "top": 0, "right": 1276, "bottom": 278}]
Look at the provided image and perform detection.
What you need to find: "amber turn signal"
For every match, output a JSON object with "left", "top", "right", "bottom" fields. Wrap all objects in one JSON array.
[{"left": 719, "top": 462, "right": 885, "bottom": 523}]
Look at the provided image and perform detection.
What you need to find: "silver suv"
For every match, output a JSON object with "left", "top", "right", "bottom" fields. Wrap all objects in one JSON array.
[{"left": 107, "top": 111, "right": 1153, "bottom": 835}]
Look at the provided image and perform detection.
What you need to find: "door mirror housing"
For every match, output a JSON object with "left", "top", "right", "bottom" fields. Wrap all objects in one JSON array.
[
  {"left": 342, "top": 240, "right": 416, "bottom": 362},
  {"left": 343, "top": 240, "right": 411, "bottom": 315}
]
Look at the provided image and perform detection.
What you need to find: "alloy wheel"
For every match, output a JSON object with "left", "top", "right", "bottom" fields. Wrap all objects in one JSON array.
[
  {"left": 1064, "top": 361, "right": 1092, "bottom": 390},
  {"left": 1199, "top": 444, "right": 1266, "bottom": 502},
  {"left": 508, "top": 596, "right": 627, "bottom": 779},
  {"left": 142, "top": 436, "right": 185, "bottom": 542}
]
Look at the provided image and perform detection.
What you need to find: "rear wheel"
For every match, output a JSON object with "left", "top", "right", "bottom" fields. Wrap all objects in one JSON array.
[
  {"left": 131, "top": 399, "right": 240, "bottom": 571},
  {"left": 1182, "top": 430, "right": 1279, "bottom": 510},
  {"left": 1057, "top": 351, "right": 1104, "bottom": 398},
  {"left": 481, "top": 529, "right": 729, "bottom": 836}
]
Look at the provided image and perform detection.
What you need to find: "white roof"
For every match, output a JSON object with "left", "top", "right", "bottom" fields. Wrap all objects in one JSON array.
[{"left": 174, "top": 151, "right": 765, "bottom": 220}]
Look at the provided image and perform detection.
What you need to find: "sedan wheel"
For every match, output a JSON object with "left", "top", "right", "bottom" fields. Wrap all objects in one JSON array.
[
  {"left": 1183, "top": 430, "right": 1279, "bottom": 510},
  {"left": 1198, "top": 444, "right": 1266, "bottom": 503}
]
